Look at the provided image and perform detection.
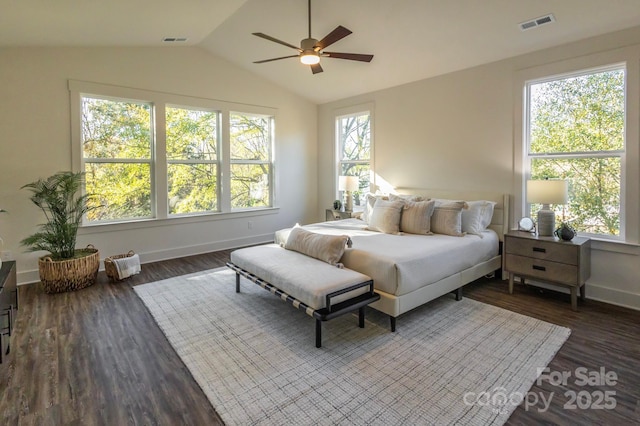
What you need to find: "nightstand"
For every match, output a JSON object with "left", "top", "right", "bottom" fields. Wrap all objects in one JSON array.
[
  {"left": 504, "top": 231, "right": 591, "bottom": 311},
  {"left": 325, "top": 209, "right": 352, "bottom": 221}
]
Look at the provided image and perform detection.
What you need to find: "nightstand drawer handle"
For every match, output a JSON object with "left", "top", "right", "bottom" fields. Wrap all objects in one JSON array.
[
  {"left": 532, "top": 265, "right": 546, "bottom": 272},
  {"left": 532, "top": 247, "right": 546, "bottom": 253}
]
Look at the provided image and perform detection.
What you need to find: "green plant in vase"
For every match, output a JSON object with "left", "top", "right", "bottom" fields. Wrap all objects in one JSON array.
[{"left": 21, "top": 171, "right": 101, "bottom": 293}]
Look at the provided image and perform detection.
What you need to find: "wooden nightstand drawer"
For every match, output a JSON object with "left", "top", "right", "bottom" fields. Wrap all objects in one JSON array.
[
  {"left": 505, "top": 236, "right": 578, "bottom": 265},
  {"left": 505, "top": 254, "right": 579, "bottom": 286}
]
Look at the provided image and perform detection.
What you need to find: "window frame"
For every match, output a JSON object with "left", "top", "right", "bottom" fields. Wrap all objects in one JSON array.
[
  {"left": 69, "top": 80, "right": 278, "bottom": 228},
  {"left": 513, "top": 47, "right": 640, "bottom": 246},
  {"left": 229, "top": 111, "right": 275, "bottom": 211},
  {"left": 525, "top": 64, "right": 626, "bottom": 240},
  {"left": 81, "top": 94, "right": 156, "bottom": 222},
  {"left": 165, "top": 104, "right": 222, "bottom": 216},
  {"left": 334, "top": 103, "right": 374, "bottom": 204}
]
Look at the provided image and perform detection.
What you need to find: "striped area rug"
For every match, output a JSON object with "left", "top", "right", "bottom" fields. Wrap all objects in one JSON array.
[{"left": 134, "top": 267, "right": 570, "bottom": 425}]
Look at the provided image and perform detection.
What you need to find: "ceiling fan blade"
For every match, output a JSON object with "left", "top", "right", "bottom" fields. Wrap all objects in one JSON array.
[
  {"left": 310, "top": 63, "right": 323, "bottom": 74},
  {"left": 252, "top": 32, "right": 301, "bottom": 51},
  {"left": 253, "top": 55, "right": 299, "bottom": 64},
  {"left": 323, "top": 52, "right": 374, "bottom": 62},
  {"left": 314, "top": 25, "right": 352, "bottom": 50}
]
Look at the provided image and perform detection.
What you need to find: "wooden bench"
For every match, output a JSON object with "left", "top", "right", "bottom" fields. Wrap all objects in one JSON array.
[{"left": 227, "top": 244, "right": 380, "bottom": 348}]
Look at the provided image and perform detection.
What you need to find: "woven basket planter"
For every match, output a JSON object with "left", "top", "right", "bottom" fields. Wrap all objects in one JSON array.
[{"left": 38, "top": 246, "right": 100, "bottom": 294}]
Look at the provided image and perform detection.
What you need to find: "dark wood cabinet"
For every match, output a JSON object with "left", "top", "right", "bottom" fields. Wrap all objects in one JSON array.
[{"left": 1, "top": 260, "right": 17, "bottom": 363}]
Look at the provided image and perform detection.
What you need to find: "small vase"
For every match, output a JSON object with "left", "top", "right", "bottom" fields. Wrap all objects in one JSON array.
[{"left": 555, "top": 224, "right": 575, "bottom": 241}]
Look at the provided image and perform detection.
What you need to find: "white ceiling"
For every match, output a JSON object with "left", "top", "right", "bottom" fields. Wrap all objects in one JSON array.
[{"left": 3, "top": 0, "right": 640, "bottom": 104}]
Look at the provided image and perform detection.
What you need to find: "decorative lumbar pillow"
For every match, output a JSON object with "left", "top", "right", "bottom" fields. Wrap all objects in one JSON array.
[
  {"left": 400, "top": 199, "right": 436, "bottom": 235},
  {"left": 367, "top": 199, "right": 404, "bottom": 234},
  {"left": 462, "top": 200, "right": 497, "bottom": 236},
  {"left": 389, "top": 193, "right": 426, "bottom": 202},
  {"left": 284, "top": 226, "right": 349, "bottom": 266},
  {"left": 362, "top": 193, "right": 389, "bottom": 223},
  {"left": 431, "top": 200, "right": 467, "bottom": 237}
]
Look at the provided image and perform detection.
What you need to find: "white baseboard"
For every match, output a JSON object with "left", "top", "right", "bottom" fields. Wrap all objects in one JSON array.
[
  {"left": 512, "top": 279, "right": 640, "bottom": 311},
  {"left": 17, "top": 233, "right": 273, "bottom": 286}
]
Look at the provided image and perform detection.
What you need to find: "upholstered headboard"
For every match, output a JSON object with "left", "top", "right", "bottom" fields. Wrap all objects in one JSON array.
[{"left": 394, "top": 188, "right": 510, "bottom": 241}]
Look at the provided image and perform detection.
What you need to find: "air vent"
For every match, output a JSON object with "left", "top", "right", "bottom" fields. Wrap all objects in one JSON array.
[
  {"left": 162, "top": 37, "right": 188, "bottom": 43},
  {"left": 519, "top": 14, "right": 556, "bottom": 31}
]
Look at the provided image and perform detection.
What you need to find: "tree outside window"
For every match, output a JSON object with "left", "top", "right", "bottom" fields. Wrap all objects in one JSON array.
[
  {"left": 527, "top": 67, "right": 625, "bottom": 236},
  {"left": 230, "top": 113, "right": 273, "bottom": 209},
  {"left": 166, "top": 106, "right": 219, "bottom": 215},
  {"left": 337, "top": 112, "right": 371, "bottom": 205},
  {"left": 82, "top": 96, "right": 153, "bottom": 222}
]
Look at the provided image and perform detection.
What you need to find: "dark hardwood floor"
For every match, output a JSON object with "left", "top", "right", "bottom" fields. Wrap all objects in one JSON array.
[{"left": 1, "top": 250, "right": 638, "bottom": 425}]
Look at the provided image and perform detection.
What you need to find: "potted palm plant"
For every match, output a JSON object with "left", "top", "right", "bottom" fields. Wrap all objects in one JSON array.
[{"left": 21, "top": 171, "right": 100, "bottom": 293}]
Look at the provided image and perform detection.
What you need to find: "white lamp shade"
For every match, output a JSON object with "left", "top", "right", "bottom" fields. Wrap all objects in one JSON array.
[
  {"left": 527, "top": 179, "right": 568, "bottom": 205},
  {"left": 338, "top": 176, "right": 359, "bottom": 192}
]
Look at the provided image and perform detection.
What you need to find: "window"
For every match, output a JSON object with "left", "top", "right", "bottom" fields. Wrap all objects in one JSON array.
[
  {"left": 81, "top": 96, "right": 153, "bottom": 221},
  {"left": 525, "top": 66, "right": 625, "bottom": 238},
  {"left": 71, "top": 81, "right": 276, "bottom": 225},
  {"left": 230, "top": 113, "right": 273, "bottom": 209},
  {"left": 336, "top": 110, "right": 372, "bottom": 206},
  {"left": 166, "top": 106, "right": 220, "bottom": 215}
]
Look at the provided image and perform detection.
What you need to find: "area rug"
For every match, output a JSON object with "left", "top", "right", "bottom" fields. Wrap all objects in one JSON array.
[{"left": 134, "top": 267, "right": 570, "bottom": 426}]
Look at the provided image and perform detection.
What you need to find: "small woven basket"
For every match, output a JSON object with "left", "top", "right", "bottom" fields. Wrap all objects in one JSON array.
[{"left": 104, "top": 250, "right": 136, "bottom": 282}]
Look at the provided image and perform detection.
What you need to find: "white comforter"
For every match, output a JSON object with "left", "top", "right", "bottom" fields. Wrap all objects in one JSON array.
[{"left": 275, "top": 219, "right": 499, "bottom": 296}]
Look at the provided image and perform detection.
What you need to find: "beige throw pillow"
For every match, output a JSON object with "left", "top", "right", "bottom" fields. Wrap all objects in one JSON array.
[
  {"left": 284, "top": 226, "right": 349, "bottom": 265},
  {"left": 389, "top": 193, "right": 426, "bottom": 202},
  {"left": 400, "top": 199, "right": 436, "bottom": 234},
  {"left": 431, "top": 200, "right": 467, "bottom": 236},
  {"left": 367, "top": 199, "right": 404, "bottom": 234}
]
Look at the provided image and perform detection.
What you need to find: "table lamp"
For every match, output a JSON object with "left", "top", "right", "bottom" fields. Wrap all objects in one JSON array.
[
  {"left": 527, "top": 179, "right": 568, "bottom": 236},
  {"left": 339, "top": 176, "right": 359, "bottom": 212}
]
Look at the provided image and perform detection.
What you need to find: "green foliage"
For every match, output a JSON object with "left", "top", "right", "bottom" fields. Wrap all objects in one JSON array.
[
  {"left": 339, "top": 113, "right": 371, "bottom": 195},
  {"left": 21, "top": 171, "right": 97, "bottom": 260},
  {"left": 83, "top": 97, "right": 152, "bottom": 221},
  {"left": 81, "top": 97, "right": 273, "bottom": 218},
  {"left": 230, "top": 114, "right": 272, "bottom": 209},
  {"left": 529, "top": 69, "right": 624, "bottom": 235}
]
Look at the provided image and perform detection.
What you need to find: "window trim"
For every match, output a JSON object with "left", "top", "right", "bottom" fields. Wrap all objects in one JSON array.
[
  {"left": 334, "top": 103, "right": 374, "bottom": 201},
  {"left": 69, "top": 80, "right": 277, "bottom": 227},
  {"left": 513, "top": 46, "right": 640, "bottom": 246}
]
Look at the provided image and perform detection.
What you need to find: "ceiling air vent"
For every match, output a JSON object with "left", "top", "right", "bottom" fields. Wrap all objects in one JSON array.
[
  {"left": 162, "top": 37, "right": 188, "bottom": 43},
  {"left": 519, "top": 14, "right": 555, "bottom": 31}
]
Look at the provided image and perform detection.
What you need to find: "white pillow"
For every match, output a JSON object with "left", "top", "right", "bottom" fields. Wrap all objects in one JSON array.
[
  {"left": 462, "top": 200, "right": 497, "bottom": 236},
  {"left": 431, "top": 200, "right": 467, "bottom": 236},
  {"left": 362, "top": 193, "right": 389, "bottom": 223},
  {"left": 389, "top": 193, "right": 426, "bottom": 202},
  {"left": 367, "top": 199, "right": 404, "bottom": 234},
  {"left": 400, "top": 199, "right": 436, "bottom": 235}
]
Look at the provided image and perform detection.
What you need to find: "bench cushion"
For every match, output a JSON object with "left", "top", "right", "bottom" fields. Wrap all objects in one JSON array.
[{"left": 230, "top": 244, "right": 372, "bottom": 310}]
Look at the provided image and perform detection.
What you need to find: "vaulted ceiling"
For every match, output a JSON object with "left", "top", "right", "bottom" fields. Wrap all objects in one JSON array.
[{"left": 3, "top": 0, "right": 640, "bottom": 103}]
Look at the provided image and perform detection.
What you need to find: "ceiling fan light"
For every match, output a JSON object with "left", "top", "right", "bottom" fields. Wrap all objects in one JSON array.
[{"left": 300, "top": 52, "right": 320, "bottom": 65}]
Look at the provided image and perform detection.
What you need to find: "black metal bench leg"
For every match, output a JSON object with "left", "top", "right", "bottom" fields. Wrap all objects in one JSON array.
[
  {"left": 235, "top": 272, "right": 240, "bottom": 293},
  {"left": 455, "top": 288, "right": 462, "bottom": 301},
  {"left": 315, "top": 319, "right": 322, "bottom": 348},
  {"left": 390, "top": 316, "right": 396, "bottom": 332},
  {"left": 358, "top": 307, "right": 365, "bottom": 328}
]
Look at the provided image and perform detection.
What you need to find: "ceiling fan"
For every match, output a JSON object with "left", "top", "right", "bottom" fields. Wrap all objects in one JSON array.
[{"left": 252, "top": 0, "right": 374, "bottom": 74}]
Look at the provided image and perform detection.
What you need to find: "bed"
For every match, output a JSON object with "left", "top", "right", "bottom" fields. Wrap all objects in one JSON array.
[{"left": 275, "top": 190, "right": 510, "bottom": 326}]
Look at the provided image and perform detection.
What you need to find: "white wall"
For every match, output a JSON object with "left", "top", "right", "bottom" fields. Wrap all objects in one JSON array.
[
  {"left": 318, "top": 26, "right": 640, "bottom": 310},
  {"left": 0, "top": 47, "right": 318, "bottom": 284}
]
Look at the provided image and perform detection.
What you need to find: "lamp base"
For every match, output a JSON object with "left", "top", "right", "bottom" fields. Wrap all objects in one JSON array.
[
  {"left": 345, "top": 191, "right": 353, "bottom": 212},
  {"left": 537, "top": 207, "right": 555, "bottom": 237}
]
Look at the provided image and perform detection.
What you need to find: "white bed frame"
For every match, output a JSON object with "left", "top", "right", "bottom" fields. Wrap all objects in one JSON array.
[{"left": 368, "top": 190, "right": 510, "bottom": 322}]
